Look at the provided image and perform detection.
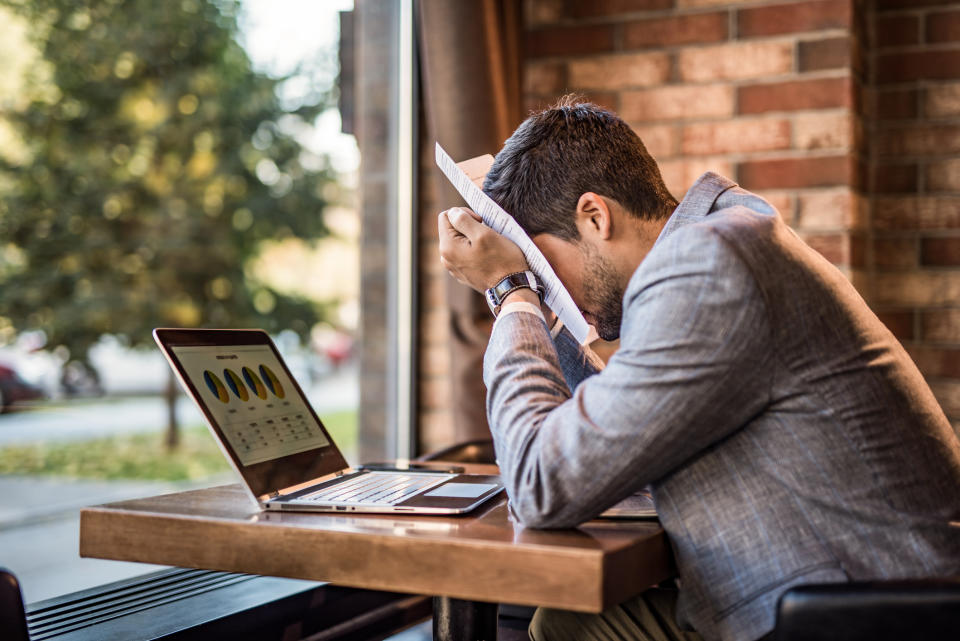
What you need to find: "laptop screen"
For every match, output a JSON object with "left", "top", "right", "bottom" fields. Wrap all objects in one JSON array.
[
  {"left": 154, "top": 329, "right": 349, "bottom": 498},
  {"left": 171, "top": 343, "right": 329, "bottom": 466}
]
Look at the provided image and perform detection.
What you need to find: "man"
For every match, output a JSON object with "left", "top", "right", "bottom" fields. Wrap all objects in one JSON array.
[{"left": 437, "top": 100, "right": 960, "bottom": 641}]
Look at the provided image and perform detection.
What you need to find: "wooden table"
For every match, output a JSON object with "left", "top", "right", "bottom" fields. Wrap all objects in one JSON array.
[{"left": 80, "top": 466, "right": 673, "bottom": 640}]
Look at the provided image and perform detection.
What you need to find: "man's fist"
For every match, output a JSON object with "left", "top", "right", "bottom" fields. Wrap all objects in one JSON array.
[{"left": 437, "top": 207, "right": 529, "bottom": 293}]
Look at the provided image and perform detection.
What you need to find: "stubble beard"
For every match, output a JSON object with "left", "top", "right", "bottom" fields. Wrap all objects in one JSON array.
[{"left": 581, "top": 245, "right": 625, "bottom": 342}]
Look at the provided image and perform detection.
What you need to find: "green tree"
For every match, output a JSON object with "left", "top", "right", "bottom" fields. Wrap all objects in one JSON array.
[{"left": 0, "top": 0, "right": 339, "bottom": 445}]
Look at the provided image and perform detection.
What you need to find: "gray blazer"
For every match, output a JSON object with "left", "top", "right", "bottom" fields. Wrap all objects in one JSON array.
[{"left": 483, "top": 172, "right": 960, "bottom": 641}]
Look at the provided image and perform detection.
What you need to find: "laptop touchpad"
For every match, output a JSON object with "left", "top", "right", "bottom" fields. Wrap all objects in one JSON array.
[{"left": 425, "top": 483, "right": 498, "bottom": 499}]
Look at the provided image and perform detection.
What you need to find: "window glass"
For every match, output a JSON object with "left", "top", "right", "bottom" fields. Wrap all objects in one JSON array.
[{"left": 0, "top": 0, "right": 357, "bottom": 603}]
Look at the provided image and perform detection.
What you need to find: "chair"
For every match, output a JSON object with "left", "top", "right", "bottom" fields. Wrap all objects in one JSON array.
[
  {"left": 774, "top": 579, "right": 960, "bottom": 641},
  {"left": 0, "top": 568, "right": 30, "bottom": 641}
]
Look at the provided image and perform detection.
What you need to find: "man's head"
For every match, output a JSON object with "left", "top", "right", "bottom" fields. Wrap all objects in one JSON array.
[
  {"left": 482, "top": 99, "right": 677, "bottom": 340},
  {"left": 482, "top": 97, "right": 676, "bottom": 241}
]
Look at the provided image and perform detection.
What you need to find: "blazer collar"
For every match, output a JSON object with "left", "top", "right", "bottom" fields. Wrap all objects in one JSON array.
[{"left": 655, "top": 172, "right": 737, "bottom": 247}]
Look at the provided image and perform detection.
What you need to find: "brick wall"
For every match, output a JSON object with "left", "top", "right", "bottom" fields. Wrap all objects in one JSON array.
[
  {"left": 406, "top": 0, "right": 959, "bottom": 446},
  {"left": 519, "top": 0, "right": 959, "bottom": 433},
  {"left": 526, "top": 0, "right": 864, "bottom": 276},
  {"left": 868, "top": 0, "right": 960, "bottom": 432}
]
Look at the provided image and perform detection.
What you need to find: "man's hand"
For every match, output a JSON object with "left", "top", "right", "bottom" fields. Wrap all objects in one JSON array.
[{"left": 438, "top": 207, "right": 529, "bottom": 293}]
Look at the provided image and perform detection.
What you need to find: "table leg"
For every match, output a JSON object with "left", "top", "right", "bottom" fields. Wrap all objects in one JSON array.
[{"left": 432, "top": 596, "right": 498, "bottom": 641}]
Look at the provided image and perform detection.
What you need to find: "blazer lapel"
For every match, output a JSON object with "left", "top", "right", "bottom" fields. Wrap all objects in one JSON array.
[{"left": 655, "top": 172, "right": 737, "bottom": 247}]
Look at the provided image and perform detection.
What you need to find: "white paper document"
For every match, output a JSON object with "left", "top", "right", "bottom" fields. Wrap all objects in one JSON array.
[{"left": 435, "top": 143, "right": 591, "bottom": 344}]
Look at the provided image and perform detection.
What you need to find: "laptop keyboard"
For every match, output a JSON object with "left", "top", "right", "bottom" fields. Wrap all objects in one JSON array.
[{"left": 302, "top": 472, "right": 448, "bottom": 506}]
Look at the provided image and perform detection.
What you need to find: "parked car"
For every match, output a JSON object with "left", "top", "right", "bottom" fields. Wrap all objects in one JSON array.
[{"left": 0, "top": 363, "right": 45, "bottom": 412}]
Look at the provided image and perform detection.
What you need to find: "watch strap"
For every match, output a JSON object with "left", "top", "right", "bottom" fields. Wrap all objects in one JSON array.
[{"left": 485, "top": 271, "right": 544, "bottom": 316}]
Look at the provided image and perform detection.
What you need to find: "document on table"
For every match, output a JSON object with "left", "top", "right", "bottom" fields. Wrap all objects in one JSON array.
[{"left": 435, "top": 143, "right": 591, "bottom": 344}]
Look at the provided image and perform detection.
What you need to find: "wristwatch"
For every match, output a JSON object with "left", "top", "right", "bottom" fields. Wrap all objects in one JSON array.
[{"left": 484, "top": 271, "right": 544, "bottom": 316}]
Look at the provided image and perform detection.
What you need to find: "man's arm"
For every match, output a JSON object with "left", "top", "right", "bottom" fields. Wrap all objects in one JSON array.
[
  {"left": 437, "top": 206, "right": 604, "bottom": 391},
  {"left": 552, "top": 323, "right": 605, "bottom": 390},
  {"left": 483, "top": 225, "right": 774, "bottom": 528}
]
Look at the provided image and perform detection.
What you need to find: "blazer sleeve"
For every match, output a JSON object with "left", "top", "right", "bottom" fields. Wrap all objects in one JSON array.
[{"left": 483, "top": 223, "right": 775, "bottom": 528}]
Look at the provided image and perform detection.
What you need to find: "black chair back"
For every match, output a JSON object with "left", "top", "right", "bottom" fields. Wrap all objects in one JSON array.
[
  {"left": 0, "top": 568, "right": 30, "bottom": 641},
  {"left": 775, "top": 579, "right": 960, "bottom": 641}
]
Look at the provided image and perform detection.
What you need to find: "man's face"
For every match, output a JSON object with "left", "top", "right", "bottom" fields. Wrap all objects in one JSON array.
[{"left": 532, "top": 233, "right": 625, "bottom": 341}]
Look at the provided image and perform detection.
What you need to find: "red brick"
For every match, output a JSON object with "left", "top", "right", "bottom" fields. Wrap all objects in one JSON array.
[
  {"left": 926, "top": 83, "right": 960, "bottom": 118},
  {"left": 568, "top": 52, "right": 671, "bottom": 90},
  {"left": 678, "top": 0, "right": 742, "bottom": 6},
  {"left": 907, "top": 346, "right": 960, "bottom": 378},
  {"left": 872, "top": 163, "right": 918, "bottom": 194},
  {"left": 525, "top": 61, "right": 566, "bottom": 95},
  {"left": 738, "top": 155, "right": 852, "bottom": 190},
  {"left": 800, "top": 233, "right": 852, "bottom": 265},
  {"left": 799, "top": 36, "right": 851, "bottom": 72},
  {"left": 581, "top": 92, "right": 620, "bottom": 111},
  {"left": 797, "top": 188, "right": 859, "bottom": 230},
  {"left": 793, "top": 112, "right": 853, "bottom": 150},
  {"left": 568, "top": 0, "right": 673, "bottom": 19},
  {"left": 877, "top": 310, "right": 915, "bottom": 341},
  {"left": 877, "top": 88, "right": 918, "bottom": 120},
  {"left": 927, "top": 158, "right": 960, "bottom": 192},
  {"left": 623, "top": 12, "right": 728, "bottom": 49},
  {"left": 524, "top": 95, "right": 552, "bottom": 113},
  {"left": 874, "top": 197, "right": 960, "bottom": 230},
  {"left": 526, "top": 92, "right": 618, "bottom": 113},
  {"left": 878, "top": 0, "right": 958, "bottom": 9},
  {"left": 873, "top": 272, "right": 960, "bottom": 306},
  {"left": 877, "top": 49, "right": 960, "bottom": 84},
  {"left": 921, "top": 236, "right": 960, "bottom": 266},
  {"left": 876, "top": 15, "right": 920, "bottom": 48},
  {"left": 738, "top": 76, "right": 852, "bottom": 114},
  {"left": 526, "top": 24, "right": 616, "bottom": 58},
  {"left": 659, "top": 157, "right": 736, "bottom": 199},
  {"left": 525, "top": 0, "right": 563, "bottom": 27},
  {"left": 930, "top": 381, "right": 960, "bottom": 419},
  {"left": 877, "top": 125, "right": 960, "bottom": 157},
  {"left": 420, "top": 342, "right": 450, "bottom": 377},
  {"left": 678, "top": 41, "right": 793, "bottom": 82},
  {"left": 681, "top": 118, "right": 791, "bottom": 155},
  {"left": 631, "top": 123, "right": 678, "bottom": 159},
  {"left": 873, "top": 237, "right": 918, "bottom": 270},
  {"left": 927, "top": 10, "right": 960, "bottom": 43},
  {"left": 738, "top": 0, "right": 851, "bottom": 38},
  {"left": 621, "top": 84, "right": 735, "bottom": 121},
  {"left": 922, "top": 308, "right": 960, "bottom": 342}
]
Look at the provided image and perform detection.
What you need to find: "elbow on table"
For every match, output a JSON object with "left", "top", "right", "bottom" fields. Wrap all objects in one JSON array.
[{"left": 509, "top": 492, "right": 584, "bottom": 530}]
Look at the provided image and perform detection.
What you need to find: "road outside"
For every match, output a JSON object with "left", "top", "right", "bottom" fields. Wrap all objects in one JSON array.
[{"left": 0, "top": 366, "right": 358, "bottom": 605}]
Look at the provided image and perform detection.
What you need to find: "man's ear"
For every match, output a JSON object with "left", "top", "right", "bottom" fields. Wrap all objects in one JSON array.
[{"left": 575, "top": 192, "right": 613, "bottom": 241}]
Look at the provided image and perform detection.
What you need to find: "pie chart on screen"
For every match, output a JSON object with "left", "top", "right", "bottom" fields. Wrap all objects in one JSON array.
[
  {"left": 259, "top": 365, "right": 285, "bottom": 399},
  {"left": 204, "top": 370, "right": 229, "bottom": 403},
  {"left": 223, "top": 368, "right": 249, "bottom": 401},
  {"left": 242, "top": 366, "right": 268, "bottom": 400}
]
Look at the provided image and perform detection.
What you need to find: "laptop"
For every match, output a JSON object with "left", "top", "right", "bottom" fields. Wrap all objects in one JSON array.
[{"left": 153, "top": 328, "right": 504, "bottom": 514}]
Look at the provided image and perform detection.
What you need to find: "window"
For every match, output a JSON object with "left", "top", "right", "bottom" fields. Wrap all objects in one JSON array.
[{"left": 0, "top": 0, "right": 364, "bottom": 603}]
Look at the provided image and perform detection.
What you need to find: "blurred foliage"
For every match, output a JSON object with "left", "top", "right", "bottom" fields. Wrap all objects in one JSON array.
[
  {"left": 0, "top": 0, "right": 339, "bottom": 368},
  {"left": 0, "top": 408, "right": 358, "bottom": 480}
]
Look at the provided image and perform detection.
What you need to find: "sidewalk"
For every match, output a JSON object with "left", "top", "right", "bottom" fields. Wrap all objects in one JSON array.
[
  {"left": 0, "top": 474, "right": 238, "bottom": 604},
  {"left": 0, "top": 474, "right": 238, "bottom": 530}
]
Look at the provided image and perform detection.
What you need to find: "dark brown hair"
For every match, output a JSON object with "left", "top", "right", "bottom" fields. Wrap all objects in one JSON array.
[{"left": 482, "top": 97, "right": 677, "bottom": 241}]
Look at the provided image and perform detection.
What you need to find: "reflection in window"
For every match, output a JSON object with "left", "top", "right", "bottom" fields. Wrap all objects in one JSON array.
[{"left": 0, "top": 0, "right": 357, "bottom": 603}]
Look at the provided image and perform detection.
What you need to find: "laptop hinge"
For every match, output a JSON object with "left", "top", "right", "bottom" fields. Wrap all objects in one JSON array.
[{"left": 265, "top": 467, "right": 358, "bottom": 501}]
